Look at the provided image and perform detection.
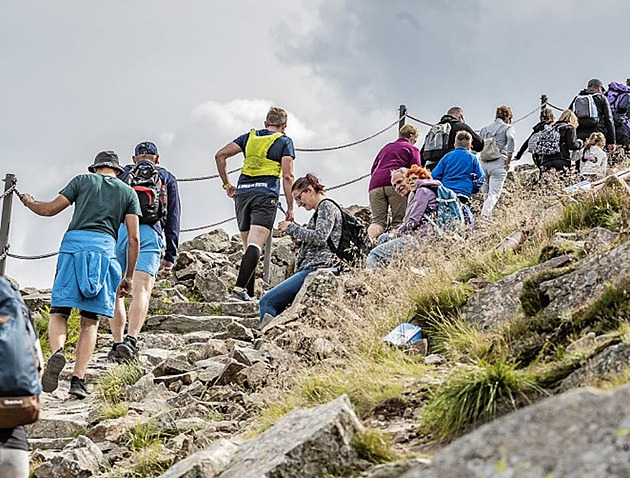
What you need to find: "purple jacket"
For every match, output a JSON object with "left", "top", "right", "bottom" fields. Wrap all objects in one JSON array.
[
  {"left": 395, "top": 179, "right": 439, "bottom": 236},
  {"left": 369, "top": 138, "right": 421, "bottom": 191}
]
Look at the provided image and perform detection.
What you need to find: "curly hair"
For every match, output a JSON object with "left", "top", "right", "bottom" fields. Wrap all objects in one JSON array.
[{"left": 406, "top": 164, "right": 432, "bottom": 180}]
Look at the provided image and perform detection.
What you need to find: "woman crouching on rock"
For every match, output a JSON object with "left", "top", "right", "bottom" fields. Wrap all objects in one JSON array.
[{"left": 259, "top": 174, "right": 342, "bottom": 327}]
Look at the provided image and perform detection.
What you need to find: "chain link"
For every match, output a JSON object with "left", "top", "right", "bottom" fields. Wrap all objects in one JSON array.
[
  {"left": 0, "top": 184, "right": 16, "bottom": 200},
  {"left": 178, "top": 167, "right": 242, "bottom": 183},
  {"left": 7, "top": 251, "right": 59, "bottom": 260},
  {"left": 406, "top": 114, "right": 434, "bottom": 127},
  {"left": 545, "top": 101, "right": 565, "bottom": 112},
  {"left": 180, "top": 216, "right": 236, "bottom": 233},
  {"left": 512, "top": 105, "right": 542, "bottom": 125},
  {"left": 294, "top": 118, "right": 401, "bottom": 152},
  {"left": 327, "top": 173, "right": 371, "bottom": 192}
]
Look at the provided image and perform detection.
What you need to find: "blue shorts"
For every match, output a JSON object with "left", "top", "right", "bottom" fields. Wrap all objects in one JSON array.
[{"left": 116, "top": 224, "right": 164, "bottom": 277}]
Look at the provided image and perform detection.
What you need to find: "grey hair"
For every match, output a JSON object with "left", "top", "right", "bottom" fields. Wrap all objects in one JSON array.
[{"left": 390, "top": 167, "right": 409, "bottom": 178}]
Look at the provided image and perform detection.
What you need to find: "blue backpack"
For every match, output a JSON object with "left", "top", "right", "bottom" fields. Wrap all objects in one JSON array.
[
  {"left": 421, "top": 184, "right": 466, "bottom": 232},
  {"left": 0, "top": 277, "right": 42, "bottom": 427}
]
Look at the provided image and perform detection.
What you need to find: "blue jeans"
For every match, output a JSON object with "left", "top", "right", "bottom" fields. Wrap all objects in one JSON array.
[
  {"left": 259, "top": 269, "right": 315, "bottom": 322},
  {"left": 366, "top": 235, "right": 412, "bottom": 270}
]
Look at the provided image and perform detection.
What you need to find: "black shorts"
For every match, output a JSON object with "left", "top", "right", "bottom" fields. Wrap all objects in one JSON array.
[
  {"left": 234, "top": 193, "right": 278, "bottom": 232},
  {"left": 49, "top": 307, "right": 109, "bottom": 321}
]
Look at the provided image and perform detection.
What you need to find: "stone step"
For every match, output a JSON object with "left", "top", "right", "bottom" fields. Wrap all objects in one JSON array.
[
  {"left": 145, "top": 314, "right": 258, "bottom": 334},
  {"left": 150, "top": 301, "right": 259, "bottom": 318}
]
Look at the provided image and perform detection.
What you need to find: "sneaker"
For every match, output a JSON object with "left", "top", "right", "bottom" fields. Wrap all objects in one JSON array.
[
  {"left": 68, "top": 376, "right": 90, "bottom": 400},
  {"left": 107, "top": 343, "right": 123, "bottom": 363},
  {"left": 116, "top": 336, "right": 139, "bottom": 362},
  {"left": 259, "top": 313, "right": 275, "bottom": 330},
  {"left": 41, "top": 348, "right": 66, "bottom": 393},
  {"left": 230, "top": 288, "right": 254, "bottom": 302}
]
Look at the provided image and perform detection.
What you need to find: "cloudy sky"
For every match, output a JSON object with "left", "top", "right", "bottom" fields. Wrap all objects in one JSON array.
[{"left": 2, "top": 0, "right": 628, "bottom": 287}]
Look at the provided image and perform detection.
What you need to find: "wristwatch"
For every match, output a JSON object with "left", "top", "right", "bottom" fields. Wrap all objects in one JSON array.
[{"left": 222, "top": 183, "right": 232, "bottom": 190}]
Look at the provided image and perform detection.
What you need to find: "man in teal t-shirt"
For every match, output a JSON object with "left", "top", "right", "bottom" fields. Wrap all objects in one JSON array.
[{"left": 20, "top": 151, "right": 141, "bottom": 399}]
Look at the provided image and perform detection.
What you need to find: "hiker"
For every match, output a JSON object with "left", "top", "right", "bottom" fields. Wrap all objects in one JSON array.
[
  {"left": 479, "top": 105, "right": 516, "bottom": 219},
  {"left": 578, "top": 132, "right": 608, "bottom": 179},
  {"left": 108, "top": 142, "right": 181, "bottom": 362},
  {"left": 215, "top": 106, "right": 295, "bottom": 301},
  {"left": 368, "top": 124, "right": 421, "bottom": 242},
  {"left": 259, "top": 174, "right": 342, "bottom": 325},
  {"left": 431, "top": 130, "right": 485, "bottom": 229},
  {"left": 19, "top": 151, "right": 141, "bottom": 399},
  {"left": 569, "top": 79, "right": 616, "bottom": 150},
  {"left": 606, "top": 81, "right": 630, "bottom": 148},
  {"left": 0, "top": 277, "right": 44, "bottom": 478},
  {"left": 539, "top": 110, "right": 583, "bottom": 173},
  {"left": 514, "top": 108, "right": 555, "bottom": 166},
  {"left": 420, "top": 106, "right": 484, "bottom": 171},
  {"left": 366, "top": 167, "right": 439, "bottom": 270}
]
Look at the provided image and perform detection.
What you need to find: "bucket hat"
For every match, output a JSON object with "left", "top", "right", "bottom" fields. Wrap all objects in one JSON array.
[{"left": 88, "top": 150, "right": 124, "bottom": 173}]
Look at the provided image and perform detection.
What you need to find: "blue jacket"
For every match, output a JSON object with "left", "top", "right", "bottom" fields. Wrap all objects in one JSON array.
[
  {"left": 431, "top": 148, "right": 485, "bottom": 198},
  {"left": 52, "top": 230, "right": 122, "bottom": 317},
  {"left": 120, "top": 165, "right": 181, "bottom": 264}
]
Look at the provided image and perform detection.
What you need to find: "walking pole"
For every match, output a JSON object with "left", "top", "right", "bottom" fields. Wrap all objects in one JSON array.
[
  {"left": 0, "top": 174, "right": 17, "bottom": 277},
  {"left": 398, "top": 104, "right": 407, "bottom": 132}
]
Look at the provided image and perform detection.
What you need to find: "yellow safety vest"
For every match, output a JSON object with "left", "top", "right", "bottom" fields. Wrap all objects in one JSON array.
[{"left": 242, "top": 129, "right": 283, "bottom": 177}]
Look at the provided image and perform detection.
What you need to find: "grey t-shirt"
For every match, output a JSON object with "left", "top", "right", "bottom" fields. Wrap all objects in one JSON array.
[{"left": 60, "top": 173, "right": 141, "bottom": 240}]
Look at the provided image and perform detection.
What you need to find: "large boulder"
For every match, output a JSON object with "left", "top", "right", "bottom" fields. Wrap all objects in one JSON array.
[
  {"left": 180, "top": 230, "right": 233, "bottom": 254},
  {"left": 157, "top": 439, "right": 239, "bottom": 478},
  {"left": 194, "top": 269, "right": 228, "bottom": 302},
  {"left": 217, "top": 395, "right": 363, "bottom": 478},
  {"left": 34, "top": 436, "right": 106, "bottom": 478},
  {"left": 560, "top": 343, "right": 630, "bottom": 392},
  {"left": 401, "top": 383, "right": 630, "bottom": 478},
  {"left": 145, "top": 315, "right": 254, "bottom": 334},
  {"left": 462, "top": 255, "right": 574, "bottom": 331}
]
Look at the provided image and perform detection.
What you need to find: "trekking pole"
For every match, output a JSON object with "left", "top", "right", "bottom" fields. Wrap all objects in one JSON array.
[
  {"left": 0, "top": 174, "right": 17, "bottom": 277},
  {"left": 398, "top": 104, "right": 407, "bottom": 133}
]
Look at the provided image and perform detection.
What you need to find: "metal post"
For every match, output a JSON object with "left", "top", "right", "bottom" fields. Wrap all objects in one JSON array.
[
  {"left": 541, "top": 94, "right": 548, "bottom": 108},
  {"left": 626, "top": 79, "right": 630, "bottom": 88},
  {"left": 262, "top": 235, "right": 272, "bottom": 285},
  {"left": 0, "top": 174, "right": 16, "bottom": 277},
  {"left": 398, "top": 104, "right": 407, "bottom": 132}
]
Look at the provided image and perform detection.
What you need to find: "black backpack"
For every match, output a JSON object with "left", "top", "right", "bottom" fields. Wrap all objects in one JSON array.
[
  {"left": 124, "top": 161, "right": 168, "bottom": 225},
  {"left": 314, "top": 199, "right": 370, "bottom": 266}
]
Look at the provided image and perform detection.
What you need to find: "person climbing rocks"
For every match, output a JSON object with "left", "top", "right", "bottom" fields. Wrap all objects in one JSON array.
[
  {"left": 215, "top": 106, "right": 295, "bottom": 302},
  {"left": 19, "top": 151, "right": 141, "bottom": 399},
  {"left": 108, "top": 141, "right": 181, "bottom": 363}
]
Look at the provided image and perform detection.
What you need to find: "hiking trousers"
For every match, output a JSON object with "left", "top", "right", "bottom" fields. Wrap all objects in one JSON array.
[
  {"left": 0, "top": 448, "right": 28, "bottom": 478},
  {"left": 481, "top": 158, "right": 507, "bottom": 218}
]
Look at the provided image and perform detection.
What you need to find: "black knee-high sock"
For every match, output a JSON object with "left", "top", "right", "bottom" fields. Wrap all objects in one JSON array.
[
  {"left": 235, "top": 244, "right": 261, "bottom": 290},
  {"left": 246, "top": 274, "right": 256, "bottom": 298}
]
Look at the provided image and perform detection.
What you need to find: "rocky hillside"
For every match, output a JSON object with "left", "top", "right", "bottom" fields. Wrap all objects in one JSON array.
[{"left": 20, "top": 156, "right": 630, "bottom": 478}]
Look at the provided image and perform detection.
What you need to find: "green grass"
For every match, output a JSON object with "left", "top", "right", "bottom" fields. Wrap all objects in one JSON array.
[
  {"left": 35, "top": 306, "right": 81, "bottom": 359},
  {"left": 127, "top": 422, "right": 162, "bottom": 452},
  {"left": 352, "top": 428, "right": 398, "bottom": 464},
  {"left": 115, "top": 443, "right": 173, "bottom": 478},
  {"left": 546, "top": 185, "right": 630, "bottom": 235},
  {"left": 410, "top": 282, "right": 474, "bottom": 322},
  {"left": 422, "top": 360, "right": 542, "bottom": 439},
  {"left": 255, "top": 349, "right": 427, "bottom": 434},
  {"left": 427, "top": 315, "right": 500, "bottom": 363},
  {"left": 97, "top": 402, "right": 129, "bottom": 421},
  {"left": 98, "top": 360, "right": 146, "bottom": 405},
  {"left": 457, "top": 247, "right": 540, "bottom": 284}
]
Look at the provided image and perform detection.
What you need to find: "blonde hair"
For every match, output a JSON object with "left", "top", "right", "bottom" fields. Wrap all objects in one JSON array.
[
  {"left": 266, "top": 107, "right": 288, "bottom": 127},
  {"left": 585, "top": 132, "right": 606, "bottom": 149},
  {"left": 399, "top": 124, "right": 419, "bottom": 140},
  {"left": 557, "top": 109, "right": 579, "bottom": 129},
  {"left": 454, "top": 130, "right": 472, "bottom": 148},
  {"left": 496, "top": 105, "right": 514, "bottom": 122}
]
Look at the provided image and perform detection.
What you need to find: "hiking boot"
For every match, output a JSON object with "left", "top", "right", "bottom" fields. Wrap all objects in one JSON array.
[
  {"left": 41, "top": 348, "right": 66, "bottom": 393},
  {"left": 68, "top": 376, "right": 90, "bottom": 400},
  {"left": 229, "top": 288, "right": 254, "bottom": 302},
  {"left": 116, "top": 336, "right": 139, "bottom": 362},
  {"left": 107, "top": 343, "right": 123, "bottom": 364}
]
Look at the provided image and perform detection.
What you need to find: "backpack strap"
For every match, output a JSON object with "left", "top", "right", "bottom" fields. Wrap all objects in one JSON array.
[{"left": 312, "top": 198, "right": 342, "bottom": 253}]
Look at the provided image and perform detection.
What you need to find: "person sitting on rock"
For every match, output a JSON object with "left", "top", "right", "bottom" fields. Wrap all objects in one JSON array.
[
  {"left": 259, "top": 174, "right": 342, "bottom": 327},
  {"left": 108, "top": 141, "right": 181, "bottom": 363},
  {"left": 19, "top": 151, "right": 140, "bottom": 399},
  {"left": 579, "top": 132, "right": 608, "bottom": 179},
  {"left": 366, "top": 166, "right": 439, "bottom": 270}
]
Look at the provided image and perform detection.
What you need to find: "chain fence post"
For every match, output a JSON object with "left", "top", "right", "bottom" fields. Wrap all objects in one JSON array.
[
  {"left": 398, "top": 104, "right": 407, "bottom": 133},
  {"left": 0, "top": 174, "right": 16, "bottom": 277},
  {"left": 262, "top": 234, "right": 272, "bottom": 285},
  {"left": 541, "top": 94, "right": 548, "bottom": 108}
]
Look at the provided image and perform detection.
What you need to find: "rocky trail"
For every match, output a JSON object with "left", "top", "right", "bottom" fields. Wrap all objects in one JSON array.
[{"left": 19, "top": 164, "right": 630, "bottom": 478}]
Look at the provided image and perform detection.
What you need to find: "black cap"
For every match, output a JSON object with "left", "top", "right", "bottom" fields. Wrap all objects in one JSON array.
[
  {"left": 88, "top": 151, "right": 124, "bottom": 173},
  {"left": 587, "top": 78, "right": 604, "bottom": 90}
]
